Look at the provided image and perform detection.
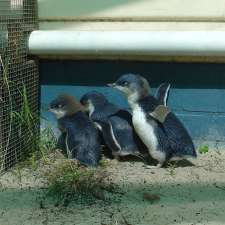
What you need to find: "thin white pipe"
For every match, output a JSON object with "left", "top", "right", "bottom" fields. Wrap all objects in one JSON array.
[{"left": 28, "top": 31, "right": 225, "bottom": 56}]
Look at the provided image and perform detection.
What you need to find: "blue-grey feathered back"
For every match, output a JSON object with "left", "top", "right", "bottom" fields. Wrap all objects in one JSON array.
[
  {"left": 58, "top": 111, "right": 101, "bottom": 166},
  {"left": 80, "top": 91, "right": 120, "bottom": 120}
]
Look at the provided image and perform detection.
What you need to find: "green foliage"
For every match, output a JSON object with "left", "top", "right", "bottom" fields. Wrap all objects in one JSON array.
[
  {"left": 39, "top": 124, "right": 57, "bottom": 161},
  {"left": 198, "top": 145, "right": 209, "bottom": 154},
  {"left": 1, "top": 54, "right": 115, "bottom": 206},
  {"left": 0, "top": 55, "right": 13, "bottom": 170},
  {"left": 99, "top": 159, "right": 110, "bottom": 168},
  {"left": 43, "top": 159, "right": 114, "bottom": 206},
  {"left": 1, "top": 54, "right": 42, "bottom": 170},
  {"left": 166, "top": 162, "right": 176, "bottom": 176},
  {"left": 11, "top": 85, "right": 57, "bottom": 164},
  {"left": 11, "top": 85, "right": 38, "bottom": 158}
]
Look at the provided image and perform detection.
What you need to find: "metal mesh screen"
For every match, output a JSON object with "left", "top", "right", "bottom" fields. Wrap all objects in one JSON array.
[{"left": 0, "top": 0, "right": 39, "bottom": 171}]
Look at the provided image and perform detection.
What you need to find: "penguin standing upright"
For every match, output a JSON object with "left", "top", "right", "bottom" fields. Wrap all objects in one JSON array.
[
  {"left": 80, "top": 91, "right": 148, "bottom": 161},
  {"left": 109, "top": 73, "right": 197, "bottom": 168},
  {"left": 49, "top": 94, "right": 101, "bottom": 167}
]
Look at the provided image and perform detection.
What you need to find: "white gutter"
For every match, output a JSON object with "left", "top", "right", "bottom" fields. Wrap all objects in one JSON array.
[{"left": 28, "top": 31, "right": 225, "bottom": 57}]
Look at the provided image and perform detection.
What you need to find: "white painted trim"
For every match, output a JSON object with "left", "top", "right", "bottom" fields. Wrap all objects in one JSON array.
[{"left": 28, "top": 30, "right": 225, "bottom": 57}]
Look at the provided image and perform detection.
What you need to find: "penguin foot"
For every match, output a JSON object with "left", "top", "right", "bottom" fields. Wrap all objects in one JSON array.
[
  {"left": 104, "top": 158, "right": 112, "bottom": 162},
  {"left": 144, "top": 163, "right": 163, "bottom": 169},
  {"left": 114, "top": 155, "right": 121, "bottom": 161},
  {"left": 133, "top": 153, "right": 147, "bottom": 162}
]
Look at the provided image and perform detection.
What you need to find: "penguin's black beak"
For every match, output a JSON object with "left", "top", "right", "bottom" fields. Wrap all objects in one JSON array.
[{"left": 107, "top": 83, "right": 116, "bottom": 87}]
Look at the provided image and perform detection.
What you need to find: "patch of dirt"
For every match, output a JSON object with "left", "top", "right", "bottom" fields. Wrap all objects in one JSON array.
[{"left": 0, "top": 150, "right": 225, "bottom": 225}]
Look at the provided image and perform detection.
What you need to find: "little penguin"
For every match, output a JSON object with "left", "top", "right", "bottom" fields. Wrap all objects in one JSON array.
[
  {"left": 80, "top": 91, "right": 148, "bottom": 161},
  {"left": 108, "top": 73, "right": 197, "bottom": 168},
  {"left": 49, "top": 94, "right": 101, "bottom": 167}
]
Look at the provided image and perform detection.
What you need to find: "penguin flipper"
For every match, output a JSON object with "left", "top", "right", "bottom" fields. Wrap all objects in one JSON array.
[
  {"left": 109, "top": 116, "right": 140, "bottom": 155},
  {"left": 98, "top": 120, "right": 121, "bottom": 154},
  {"left": 56, "top": 132, "right": 67, "bottom": 156},
  {"left": 63, "top": 123, "right": 100, "bottom": 166},
  {"left": 112, "top": 109, "right": 149, "bottom": 157},
  {"left": 155, "top": 83, "right": 171, "bottom": 106}
]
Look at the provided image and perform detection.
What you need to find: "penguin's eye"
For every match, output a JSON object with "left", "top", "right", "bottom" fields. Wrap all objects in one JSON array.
[{"left": 123, "top": 81, "right": 128, "bottom": 86}]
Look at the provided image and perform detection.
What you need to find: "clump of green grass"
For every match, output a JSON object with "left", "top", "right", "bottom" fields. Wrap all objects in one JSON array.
[
  {"left": 0, "top": 55, "right": 13, "bottom": 170},
  {"left": 39, "top": 124, "right": 57, "bottom": 160},
  {"left": 10, "top": 125, "right": 57, "bottom": 172},
  {"left": 198, "top": 145, "right": 209, "bottom": 154},
  {"left": 99, "top": 159, "right": 110, "bottom": 168},
  {"left": 11, "top": 85, "right": 39, "bottom": 153},
  {"left": 9, "top": 84, "right": 41, "bottom": 170},
  {"left": 166, "top": 162, "right": 177, "bottom": 176},
  {"left": 42, "top": 159, "right": 116, "bottom": 206}
]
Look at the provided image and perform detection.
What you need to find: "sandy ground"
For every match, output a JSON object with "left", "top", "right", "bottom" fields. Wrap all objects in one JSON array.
[{"left": 0, "top": 150, "right": 225, "bottom": 225}]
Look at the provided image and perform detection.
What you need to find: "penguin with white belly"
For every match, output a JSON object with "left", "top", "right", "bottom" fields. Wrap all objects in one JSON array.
[
  {"left": 108, "top": 73, "right": 197, "bottom": 168},
  {"left": 80, "top": 91, "right": 148, "bottom": 161}
]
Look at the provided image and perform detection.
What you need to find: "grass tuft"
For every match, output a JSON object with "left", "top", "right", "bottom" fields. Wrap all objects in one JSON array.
[
  {"left": 166, "top": 162, "right": 177, "bottom": 176},
  {"left": 39, "top": 124, "right": 57, "bottom": 161},
  {"left": 42, "top": 158, "right": 116, "bottom": 206}
]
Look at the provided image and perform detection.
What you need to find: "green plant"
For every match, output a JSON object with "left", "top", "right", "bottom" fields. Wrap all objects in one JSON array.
[
  {"left": 198, "top": 145, "right": 209, "bottom": 154},
  {"left": 0, "top": 54, "right": 13, "bottom": 170},
  {"left": 39, "top": 124, "right": 57, "bottom": 161},
  {"left": 11, "top": 85, "right": 39, "bottom": 159},
  {"left": 1, "top": 53, "right": 39, "bottom": 166},
  {"left": 166, "top": 162, "right": 176, "bottom": 176},
  {"left": 43, "top": 159, "right": 115, "bottom": 206},
  {"left": 99, "top": 159, "right": 110, "bottom": 168}
]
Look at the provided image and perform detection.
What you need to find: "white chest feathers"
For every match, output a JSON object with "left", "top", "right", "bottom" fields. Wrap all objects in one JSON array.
[
  {"left": 132, "top": 105, "right": 166, "bottom": 162},
  {"left": 87, "top": 101, "right": 95, "bottom": 117}
]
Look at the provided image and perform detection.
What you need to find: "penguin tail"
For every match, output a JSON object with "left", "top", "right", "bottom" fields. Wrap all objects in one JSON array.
[
  {"left": 183, "top": 145, "right": 197, "bottom": 158},
  {"left": 192, "top": 148, "right": 197, "bottom": 158}
]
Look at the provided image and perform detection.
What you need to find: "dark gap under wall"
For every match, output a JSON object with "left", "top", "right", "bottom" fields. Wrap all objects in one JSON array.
[{"left": 40, "top": 60, "right": 225, "bottom": 149}]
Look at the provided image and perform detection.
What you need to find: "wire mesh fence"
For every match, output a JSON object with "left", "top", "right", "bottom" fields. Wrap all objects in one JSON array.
[{"left": 0, "top": 0, "right": 39, "bottom": 171}]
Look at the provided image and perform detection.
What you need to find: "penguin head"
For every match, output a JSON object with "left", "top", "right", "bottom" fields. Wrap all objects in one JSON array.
[
  {"left": 49, "top": 94, "right": 83, "bottom": 119},
  {"left": 108, "top": 73, "right": 150, "bottom": 103},
  {"left": 80, "top": 91, "right": 108, "bottom": 113}
]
